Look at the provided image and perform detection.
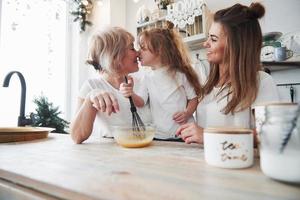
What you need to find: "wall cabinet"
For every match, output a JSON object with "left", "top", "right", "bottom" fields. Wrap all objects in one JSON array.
[{"left": 136, "top": 6, "right": 212, "bottom": 50}]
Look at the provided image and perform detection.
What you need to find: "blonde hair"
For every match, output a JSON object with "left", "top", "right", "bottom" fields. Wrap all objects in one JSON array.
[
  {"left": 138, "top": 28, "right": 202, "bottom": 96},
  {"left": 202, "top": 3, "right": 265, "bottom": 114},
  {"left": 86, "top": 27, "right": 134, "bottom": 73}
]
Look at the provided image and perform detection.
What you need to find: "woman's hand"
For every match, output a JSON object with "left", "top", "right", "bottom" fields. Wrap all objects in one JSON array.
[
  {"left": 89, "top": 89, "right": 119, "bottom": 116},
  {"left": 176, "top": 122, "right": 204, "bottom": 144},
  {"left": 120, "top": 76, "right": 134, "bottom": 98},
  {"left": 173, "top": 111, "right": 189, "bottom": 125}
]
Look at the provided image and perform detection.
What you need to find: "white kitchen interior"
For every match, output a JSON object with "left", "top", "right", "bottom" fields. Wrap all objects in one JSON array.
[
  {"left": 0, "top": 0, "right": 300, "bottom": 125},
  {"left": 1, "top": 1, "right": 300, "bottom": 199}
]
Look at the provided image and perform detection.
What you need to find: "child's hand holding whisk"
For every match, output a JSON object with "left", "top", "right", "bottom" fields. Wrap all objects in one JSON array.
[{"left": 120, "top": 77, "right": 145, "bottom": 108}]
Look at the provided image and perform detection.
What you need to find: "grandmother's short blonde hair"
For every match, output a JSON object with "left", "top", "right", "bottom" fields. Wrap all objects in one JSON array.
[{"left": 86, "top": 27, "right": 134, "bottom": 73}]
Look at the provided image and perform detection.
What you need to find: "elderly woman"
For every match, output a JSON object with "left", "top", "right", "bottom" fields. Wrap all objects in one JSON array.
[
  {"left": 70, "top": 27, "right": 148, "bottom": 144},
  {"left": 176, "top": 3, "right": 279, "bottom": 144}
]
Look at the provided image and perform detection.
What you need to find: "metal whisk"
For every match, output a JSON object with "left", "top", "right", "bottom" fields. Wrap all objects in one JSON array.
[{"left": 124, "top": 76, "right": 146, "bottom": 136}]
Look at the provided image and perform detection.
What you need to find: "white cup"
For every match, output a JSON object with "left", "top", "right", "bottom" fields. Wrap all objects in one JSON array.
[
  {"left": 274, "top": 47, "right": 293, "bottom": 61},
  {"left": 204, "top": 127, "right": 254, "bottom": 169}
]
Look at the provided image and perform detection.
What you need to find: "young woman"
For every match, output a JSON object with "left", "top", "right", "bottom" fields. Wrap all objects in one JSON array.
[
  {"left": 70, "top": 27, "right": 149, "bottom": 144},
  {"left": 176, "top": 3, "right": 279, "bottom": 144},
  {"left": 120, "top": 28, "right": 202, "bottom": 139}
]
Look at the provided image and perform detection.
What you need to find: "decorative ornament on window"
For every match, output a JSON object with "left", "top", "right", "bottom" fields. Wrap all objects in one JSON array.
[
  {"left": 70, "top": 0, "right": 93, "bottom": 32},
  {"left": 165, "top": 0, "right": 205, "bottom": 29}
]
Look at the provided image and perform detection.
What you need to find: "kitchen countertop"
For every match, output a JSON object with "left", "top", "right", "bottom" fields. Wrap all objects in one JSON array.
[{"left": 0, "top": 133, "right": 299, "bottom": 200}]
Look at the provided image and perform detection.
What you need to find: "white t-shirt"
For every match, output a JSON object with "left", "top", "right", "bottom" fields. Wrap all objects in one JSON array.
[
  {"left": 78, "top": 74, "right": 151, "bottom": 137},
  {"left": 138, "top": 67, "right": 197, "bottom": 139},
  {"left": 196, "top": 71, "right": 279, "bottom": 129}
]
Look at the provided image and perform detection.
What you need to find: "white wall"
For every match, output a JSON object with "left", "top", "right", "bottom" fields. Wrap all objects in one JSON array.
[{"left": 261, "top": 0, "right": 300, "bottom": 34}]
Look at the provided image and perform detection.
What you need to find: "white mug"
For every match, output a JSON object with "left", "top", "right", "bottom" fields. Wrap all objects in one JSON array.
[
  {"left": 274, "top": 47, "right": 293, "bottom": 61},
  {"left": 204, "top": 127, "right": 254, "bottom": 169}
]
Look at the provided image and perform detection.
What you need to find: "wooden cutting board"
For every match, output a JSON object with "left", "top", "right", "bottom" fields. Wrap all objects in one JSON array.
[{"left": 0, "top": 127, "right": 54, "bottom": 143}]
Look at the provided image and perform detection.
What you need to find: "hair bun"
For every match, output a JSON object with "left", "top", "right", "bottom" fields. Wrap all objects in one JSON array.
[{"left": 249, "top": 2, "right": 265, "bottom": 19}]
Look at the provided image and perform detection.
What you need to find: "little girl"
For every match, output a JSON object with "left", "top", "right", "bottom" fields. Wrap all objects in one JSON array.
[{"left": 120, "top": 28, "right": 202, "bottom": 140}]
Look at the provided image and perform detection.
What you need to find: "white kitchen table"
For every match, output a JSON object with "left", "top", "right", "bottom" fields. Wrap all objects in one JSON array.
[{"left": 0, "top": 133, "right": 299, "bottom": 200}]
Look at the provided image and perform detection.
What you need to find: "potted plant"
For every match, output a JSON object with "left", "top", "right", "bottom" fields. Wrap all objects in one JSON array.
[{"left": 31, "top": 95, "right": 69, "bottom": 134}]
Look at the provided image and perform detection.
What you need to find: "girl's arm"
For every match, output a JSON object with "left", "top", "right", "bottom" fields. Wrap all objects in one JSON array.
[
  {"left": 185, "top": 97, "right": 198, "bottom": 118},
  {"left": 173, "top": 97, "right": 198, "bottom": 124},
  {"left": 130, "top": 93, "right": 145, "bottom": 107}
]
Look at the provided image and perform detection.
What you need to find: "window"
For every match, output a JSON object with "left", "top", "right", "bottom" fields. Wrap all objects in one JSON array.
[{"left": 0, "top": 0, "right": 69, "bottom": 126}]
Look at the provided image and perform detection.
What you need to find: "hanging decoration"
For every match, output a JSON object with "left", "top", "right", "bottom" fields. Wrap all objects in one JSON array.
[
  {"left": 165, "top": 0, "right": 204, "bottom": 29},
  {"left": 70, "top": 0, "right": 93, "bottom": 32},
  {"left": 154, "top": 0, "right": 172, "bottom": 10}
]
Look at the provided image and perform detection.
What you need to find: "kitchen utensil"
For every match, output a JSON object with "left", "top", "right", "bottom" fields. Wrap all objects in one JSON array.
[
  {"left": 124, "top": 76, "right": 145, "bottom": 137},
  {"left": 290, "top": 86, "right": 295, "bottom": 103}
]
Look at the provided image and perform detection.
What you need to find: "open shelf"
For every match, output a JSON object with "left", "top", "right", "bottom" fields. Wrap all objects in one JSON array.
[
  {"left": 262, "top": 62, "right": 300, "bottom": 72},
  {"left": 136, "top": 17, "right": 166, "bottom": 29},
  {"left": 262, "top": 55, "right": 300, "bottom": 71},
  {"left": 262, "top": 61, "right": 300, "bottom": 66},
  {"left": 183, "top": 33, "right": 206, "bottom": 50},
  {"left": 136, "top": 6, "right": 211, "bottom": 51}
]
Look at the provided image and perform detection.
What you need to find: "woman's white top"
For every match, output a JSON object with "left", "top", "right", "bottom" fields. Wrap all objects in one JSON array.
[
  {"left": 138, "top": 67, "right": 197, "bottom": 139},
  {"left": 196, "top": 71, "right": 279, "bottom": 129},
  {"left": 78, "top": 74, "right": 151, "bottom": 137}
]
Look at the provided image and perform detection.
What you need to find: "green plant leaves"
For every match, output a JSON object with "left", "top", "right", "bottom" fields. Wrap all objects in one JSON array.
[{"left": 32, "top": 95, "right": 69, "bottom": 134}]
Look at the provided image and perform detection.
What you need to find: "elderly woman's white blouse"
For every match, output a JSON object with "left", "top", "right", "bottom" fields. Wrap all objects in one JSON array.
[{"left": 78, "top": 73, "right": 151, "bottom": 137}]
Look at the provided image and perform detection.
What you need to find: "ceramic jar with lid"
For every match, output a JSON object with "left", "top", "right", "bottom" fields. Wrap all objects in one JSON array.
[{"left": 204, "top": 127, "right": 254, "bottom": 168}]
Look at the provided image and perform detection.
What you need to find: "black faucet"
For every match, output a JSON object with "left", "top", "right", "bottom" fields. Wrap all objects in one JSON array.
[{"left": 2, "top": 71, "right": 32, "bottom": 126}]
